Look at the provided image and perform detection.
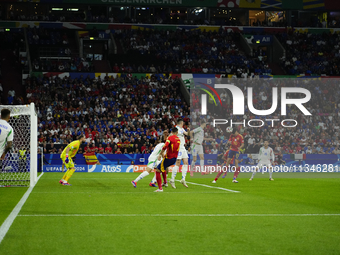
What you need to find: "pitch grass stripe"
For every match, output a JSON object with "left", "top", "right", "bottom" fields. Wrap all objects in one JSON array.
[
  {"left": 18, "top": 213, "right": 340, "bottom": 217},
  {"left": 176, "top": 180, "right": 240, "bottom": 193},
  {"left": 0, "top": 172, "right": 44, "bottom": 244}
]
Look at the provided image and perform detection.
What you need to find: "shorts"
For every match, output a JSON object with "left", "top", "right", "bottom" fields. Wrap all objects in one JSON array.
[
  {"left": 228, "top": 150, "right": 239, "bottom": 160},
  {"left": 61, "top": 155, "right": 75, "bottom": 170},
  {"left": 192, "top": 144, "right": 203, "bottom": 156},
  {"left": 147, "top": 155, "right": 161, "bottom": 169},
  {"left": 257, "top": 161, "right": 272, "bottom": 169},
  {"left": 157, "top": 158, "right": 177, "bottom": 172},
  {"left": 177, "top": 147, "right": 189, "bottom": 160}
]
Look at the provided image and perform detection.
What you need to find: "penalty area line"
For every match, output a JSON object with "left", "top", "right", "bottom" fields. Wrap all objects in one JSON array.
[
  {"left": 176, "top": 180, "right": 240, "bottom": 193},
  {"left": 18, "top": 213, "right": 340, "bottom": 217},
  {"left": 0, "top": 172, "right": 44, "bottom": 244}
]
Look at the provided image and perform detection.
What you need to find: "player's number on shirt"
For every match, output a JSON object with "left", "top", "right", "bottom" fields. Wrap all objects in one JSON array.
[{"left": 171, "top": 141, "right": 181, "bottom": 152}]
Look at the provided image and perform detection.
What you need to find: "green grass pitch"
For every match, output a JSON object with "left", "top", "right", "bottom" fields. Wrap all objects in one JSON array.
[{"left": 0, "top": 172, "right": 340, "bottom": 255}]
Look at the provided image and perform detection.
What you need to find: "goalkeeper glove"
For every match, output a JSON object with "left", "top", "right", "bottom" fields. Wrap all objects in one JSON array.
[{"left": 65, "top": 154, "right": 69, "bottom": 164}]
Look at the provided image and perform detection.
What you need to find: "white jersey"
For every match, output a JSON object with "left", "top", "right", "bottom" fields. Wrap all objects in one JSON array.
[
  {"left": 192, "top": 127, "right": 204, "bottom": 144},
  {"left": 147, "top": 143, "right": 165, "bottom": 168},
  {"left": 150, "top": 143, "right": 164, "bottom": 158},
  {"left": 176, "top": 125, "right": 186, "bottom": 149},
  {"left": 0, "top": 119, "right": 13, "bottom": 152},
  {"left": 258, "top": 146, "right": 274, "bottom": 162}
]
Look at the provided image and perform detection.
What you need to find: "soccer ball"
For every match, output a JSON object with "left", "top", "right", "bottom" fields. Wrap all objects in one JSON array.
[{"left": 226, "top": 127, "right": 233, "bottom": 133}]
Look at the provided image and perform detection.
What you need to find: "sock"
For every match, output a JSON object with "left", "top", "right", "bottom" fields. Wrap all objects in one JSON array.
[
  {"left": 171, "top": 165, "right": 178, "bottom": 181},
  {"left": 134, "top": 171, "right": 149, "bottom": 183},
  {"left": 62, "top": 170, "right": 69, "bottom": 180},
  {"left": 64, "top": 169, "right": 75, "bottom": 182},
  {"left": 233, "top": 167, "right": 240, "bottom": 179},
  {"left": 251, "top": 169, "right": 257, "bottom": 179},
  {"left": 151, "top": 172, "right": 157, "bottom": 183},
  {"left": 214, "top": 171, "right": 223, "bottom": 181},
  {"left": 162, "top": 171, "right": 167, "bottom": 184},
  {"left": 269, "top": 168, "right": 273, "bottom": 179},
  {"left": 200, "top": 160, "right": 204, "bottom": 173},
  {"left": 182, "top": 165, "right": 188, "bottom": 180},
  {"left": 156, "top": 171, "right": 162, "bottom": 190}
]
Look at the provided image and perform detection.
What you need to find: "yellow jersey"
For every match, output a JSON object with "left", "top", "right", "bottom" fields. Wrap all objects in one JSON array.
[{"left": 61, "top": 140, "right": 81, "bottom": 158}]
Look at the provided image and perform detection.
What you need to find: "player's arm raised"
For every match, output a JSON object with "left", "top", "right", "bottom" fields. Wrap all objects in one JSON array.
[
  {"left": 1, "top": 141, "right": 12, "bottom": 160},
  {"left": 183, "top": 128, "right": 190, "bottom": 136}
]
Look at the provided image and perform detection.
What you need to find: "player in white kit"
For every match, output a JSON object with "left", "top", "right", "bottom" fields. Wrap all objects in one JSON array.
[
  {"left": 0, "top": 109, "right": 14, "bottom": 170},
  {"left": 190, "top": 121, "right": 213, "bottom": 175},
  {"left": 250, "top": 141, "right": 275, "bottom": 181},
  {"left": 169, "top": 118, "right": 189, "bottom": 189},
  {"left": 131, "top": 131, "right": 168, "bottom": 187}
]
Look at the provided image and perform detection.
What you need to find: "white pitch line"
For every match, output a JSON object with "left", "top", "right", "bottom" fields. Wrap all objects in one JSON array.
[
  {"left": 18, "top": 213, "right": 340, "bottom": 217},
  {"left": 0, "top": 172, "right": 44, "bottom": 244},
  {"left": 32, "top": 191, "right": 229, "bottom": 194},
  {"left": 42, "top": 178, "right": 134, "bottom": 180},
  {"left": 176, "top": 180, "right": 240, "bottom": 193}
]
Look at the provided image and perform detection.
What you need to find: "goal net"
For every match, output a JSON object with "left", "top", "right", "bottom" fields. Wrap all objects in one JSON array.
[{"left": 0, "top": 103, "right": 37, "bottom": 187}]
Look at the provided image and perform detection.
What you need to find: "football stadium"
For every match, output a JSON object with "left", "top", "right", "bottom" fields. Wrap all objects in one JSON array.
[{"left": 0, "top": 0, "right": 340, "bottom": 254}]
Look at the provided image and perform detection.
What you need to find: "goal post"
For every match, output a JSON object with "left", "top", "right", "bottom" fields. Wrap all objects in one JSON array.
[
  {"left": 0, "top": 103, "right": 37, "bottom": 187},
  {"left": 30, "top": 103, "right": 38, "bottom": 187}
]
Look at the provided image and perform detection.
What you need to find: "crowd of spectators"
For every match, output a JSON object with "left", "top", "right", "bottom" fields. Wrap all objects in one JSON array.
[
  {"left": 191, "top": 78, "right": 340, "bottom": 155},
  {"left": 32, "top": 58, "right": 93, "bottom": 72},
  {"left": 278, "top": 31, "right": 340, "bottom": 75},
  {"left": 24, "top": 73, "right": 190, "bottom": 154},
  {"left": 22, "top": 73, "right": 340, "bottom": 156},
  {"left": 115, "top": 29, "right": 271, "bottom": 75},
  {"left": 4, "top": 24, "right": 340, "bottom": 157}
]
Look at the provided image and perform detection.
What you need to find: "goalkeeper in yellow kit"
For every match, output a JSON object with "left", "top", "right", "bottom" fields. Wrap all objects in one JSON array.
[{"left": 59, "top": 135, "right": 86, "bottom": 186}]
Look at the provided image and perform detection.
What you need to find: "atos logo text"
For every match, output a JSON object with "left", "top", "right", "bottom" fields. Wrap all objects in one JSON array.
[{"left": 101, "top": 165, "right": 121, "bottom": 172}]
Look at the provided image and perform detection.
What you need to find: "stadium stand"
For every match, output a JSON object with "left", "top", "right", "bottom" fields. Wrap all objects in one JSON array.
[
  {"left": 114, "top": 29, "right": 272, "bottom": 75},
  {"left": 25, "top": 73, "right": 190, "bottom": 154},
  {"left": 2, "top": 5, "right": 340, "bottom": 156},
  {"left": 277, "top": 31, "right": 340, "bottom": 76},
  {"left": 1, "top": 26, "right": 338, "bottom": 155}
]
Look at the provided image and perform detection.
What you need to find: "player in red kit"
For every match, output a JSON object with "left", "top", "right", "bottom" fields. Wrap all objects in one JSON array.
[
  {"left": 154, "top": 127, "right": 180, "bottom": 192},
  {"left": 223, "top": 128, "right": 244, "bottom": 183},
  {"left": 212, "top": 149, "right": 235, "bottom": 183}
]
